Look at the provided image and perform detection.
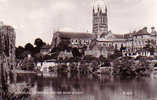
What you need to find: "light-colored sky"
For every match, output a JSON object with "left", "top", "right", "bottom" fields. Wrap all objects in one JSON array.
[{"left": 0, "top": 0, "right": 157, "bottom": 46}]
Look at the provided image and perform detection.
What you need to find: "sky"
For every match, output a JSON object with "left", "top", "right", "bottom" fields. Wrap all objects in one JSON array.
[{"left": 0, "top": 0, "right": 157, "bottom": 46}]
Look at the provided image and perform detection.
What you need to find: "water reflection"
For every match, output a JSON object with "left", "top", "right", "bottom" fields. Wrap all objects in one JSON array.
[{"left": 13, "top": 74, "right": 157, "bottom": 100}]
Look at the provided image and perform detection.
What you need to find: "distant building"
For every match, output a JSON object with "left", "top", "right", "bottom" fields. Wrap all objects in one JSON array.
[
  {"left": 122, "top": 27, "right": 157, "bottom": 57},
  {"left": 51, "top": 1, "right": 109, "bottom": 57},
  {"left": 51, "top": 31, "right": 95, "bottom": 49},
  {"left": 51, "top": 0, "right": 157, "bottom": 58}
]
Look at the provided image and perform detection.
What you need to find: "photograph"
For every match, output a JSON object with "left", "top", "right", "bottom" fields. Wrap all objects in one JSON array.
[{"left": 0, "top": 0, "right": 157, "bottom": 100}]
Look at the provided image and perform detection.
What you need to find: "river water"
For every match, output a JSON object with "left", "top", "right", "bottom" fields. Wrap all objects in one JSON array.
[{"left": 13, "top": 74, "right": 157, "bottom": 100}]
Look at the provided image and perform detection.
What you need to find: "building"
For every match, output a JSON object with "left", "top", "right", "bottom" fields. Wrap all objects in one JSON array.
[
  {"left": 92, "top": 4, "right": 108, "bottom": 37},
  {"left": 51, "top": 0, "right": 157, "bottom": 58},
  {"left": 51, "top": 0, "right": 109, "bottom": 58},
  {"left": 51, "top": 31, "right": 95, "bottom": 49}
]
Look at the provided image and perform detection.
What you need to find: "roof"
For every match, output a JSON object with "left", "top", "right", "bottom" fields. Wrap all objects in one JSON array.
[
  {"left": 100, "top": 32, "right": 127, "bottom": 40},
  {"left": 55, "top": 31, "right": 94, "bottom": 39},
  {"left": 133, "top": 27, "right": 150, "bottom": 36},
  {"left": 113, "top": 34, "right": 125, "bottom": 39},
  {"left": 151, "top": 31, "right": 157, "bottom": 36}
]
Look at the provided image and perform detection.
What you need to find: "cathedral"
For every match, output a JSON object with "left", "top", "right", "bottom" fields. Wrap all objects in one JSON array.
[{"left": 51, "top": 0, "right": 157, "bottom": 57}]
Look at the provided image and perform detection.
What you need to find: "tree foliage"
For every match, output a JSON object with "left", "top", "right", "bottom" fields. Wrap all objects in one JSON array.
[
  {"left": 24, "top": 43, "right": 34, "bottom": 52},
  {"left": 15, "top": 46, "right": 25, "bottom": 59},
  {"left": 34, "top": 38, "right": 46, "bottom": 48},
  {"left": 112, "top": 56, "right": 153, "bottom": 79}
]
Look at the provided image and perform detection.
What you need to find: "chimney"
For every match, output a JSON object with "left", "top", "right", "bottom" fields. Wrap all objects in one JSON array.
[
  {"left": 143, "top": 27, "right": 148, "bottom": 33},
  {"left": 151, "top": 27, "right": 155, "bottom": 33}
]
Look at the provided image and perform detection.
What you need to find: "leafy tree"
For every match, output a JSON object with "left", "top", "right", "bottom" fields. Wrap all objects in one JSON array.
[
  {"left": 108, "top": 50, "right": 122, "bottom": 61},
  {"left": 34, "top": 38, "right": 46, "bottom": 48},
  {"left": 24, "top": 43, "right": 34, "bottom": 53},
  {"left": 112, "top": 56, "right": 153, "bottom": 79},
  {"left": 20, "top": 57, "right": 35, "bottom": 71},
  {"left": 57, "top": 39, "right": 71, "bottom": 51},
  {"left": 15, "top": 46, "right": 25, "bottom": 59},
  {"left": 33, "top": 53, "right": 44, "bottom": 62},
  {"left": 33, "top": 47, "right": 40, "bottom": 54},
  {"left": 33, "top": 38, "right": 47, "bottom": 58}
]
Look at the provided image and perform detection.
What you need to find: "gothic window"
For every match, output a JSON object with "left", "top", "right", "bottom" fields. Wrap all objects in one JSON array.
[
  {"left": 4, "top": 37, "right": 9, "bottom": 57},
  {"left": 139, "top": 41, "right": 141, "bottom": 45},
  {"left": 142, "top": 36, "right": 143, "bottom": 38},
  {"left": 121, "top": 44, "right": 124, "bottom": 47},
  {"left": 54, "top": 38, "right": 57, "bottom": 47},
  {"left": 0, "top": 35, "right": 2, "bottom": 53},
  {"left": 115, "top": 44, "right": 117, "bottom": 49},
  {"left": 10, "top": 45, "right": 13, "bottom": 54},
  {"left": 109, "top": 44, "right": 112, "bottom": 47},
  {"left": 101, "top": 18, "right": 103, "bottom": 23},
  {"left": 84, "top": 40, "right": 86, "bottom": 43}
]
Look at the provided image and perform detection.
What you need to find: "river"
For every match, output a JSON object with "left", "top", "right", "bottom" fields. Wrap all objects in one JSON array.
[{"left": 12, "top": 74, "right": 157, "bottom": 100}]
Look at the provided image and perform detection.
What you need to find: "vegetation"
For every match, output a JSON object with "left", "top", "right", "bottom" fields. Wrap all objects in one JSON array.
[
  {"left": 108, "top": 49, "right": 122, "bottom": 61},
  {"left": 112, "top": 56, "right": 153, "bottom": 79},
  {"left": 15, "top": 37, "right": 155, "bottom": 80}
]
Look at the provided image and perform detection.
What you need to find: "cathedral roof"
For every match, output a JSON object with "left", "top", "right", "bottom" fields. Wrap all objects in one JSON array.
[
  {"left": 55, "top": 31, "right": 95, "bottom": 39},
  {"left": 113, "top": 34, "right": 125, "bottom": 39}
]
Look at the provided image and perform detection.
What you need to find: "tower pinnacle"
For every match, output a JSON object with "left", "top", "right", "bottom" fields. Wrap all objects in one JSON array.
[{"left": 92, "top": 0, "right": 108, "bottom": 37}]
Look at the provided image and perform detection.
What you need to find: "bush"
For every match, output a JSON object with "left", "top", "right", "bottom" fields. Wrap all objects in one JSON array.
[{"left": 112, "top": 56, "right": 153, "bottom": 79}]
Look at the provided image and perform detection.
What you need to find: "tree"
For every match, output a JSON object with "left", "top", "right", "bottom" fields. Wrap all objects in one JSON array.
[
  {"left": 20, "top": 57, "right": 35, "bottom": 71},
  {"left": 143, "top": 42, "right": 155, "bottom": 55},
  {"left": 15, "top": 46, "right": 25, "bottom": 59},
  {"left": 24, "top": 43, "right": 34, "bottom": 53},
  {"left": 33, "top": 38, "right": 46, "bottom": 58},
  {"left": 34, "top": 38, "right": 46, "bottom": 48},
  {"left": 57, "top": 39, "right": 71, "bottom": 51},
  {"left": 112, "top": 56, "right": 153, "bottom": 79},
  {"left": 108, "top": 50, "right": 122, "bottom": 61}
]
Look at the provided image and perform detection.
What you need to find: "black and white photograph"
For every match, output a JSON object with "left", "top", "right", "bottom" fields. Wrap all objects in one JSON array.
[{"left": 0, "top": 0, "right": 157, "bottom": 100}]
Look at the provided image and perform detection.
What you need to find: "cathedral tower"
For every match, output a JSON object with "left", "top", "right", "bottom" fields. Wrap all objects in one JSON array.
[{"left": 92, "top": 0, "right": 108, "bottom": 37}]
